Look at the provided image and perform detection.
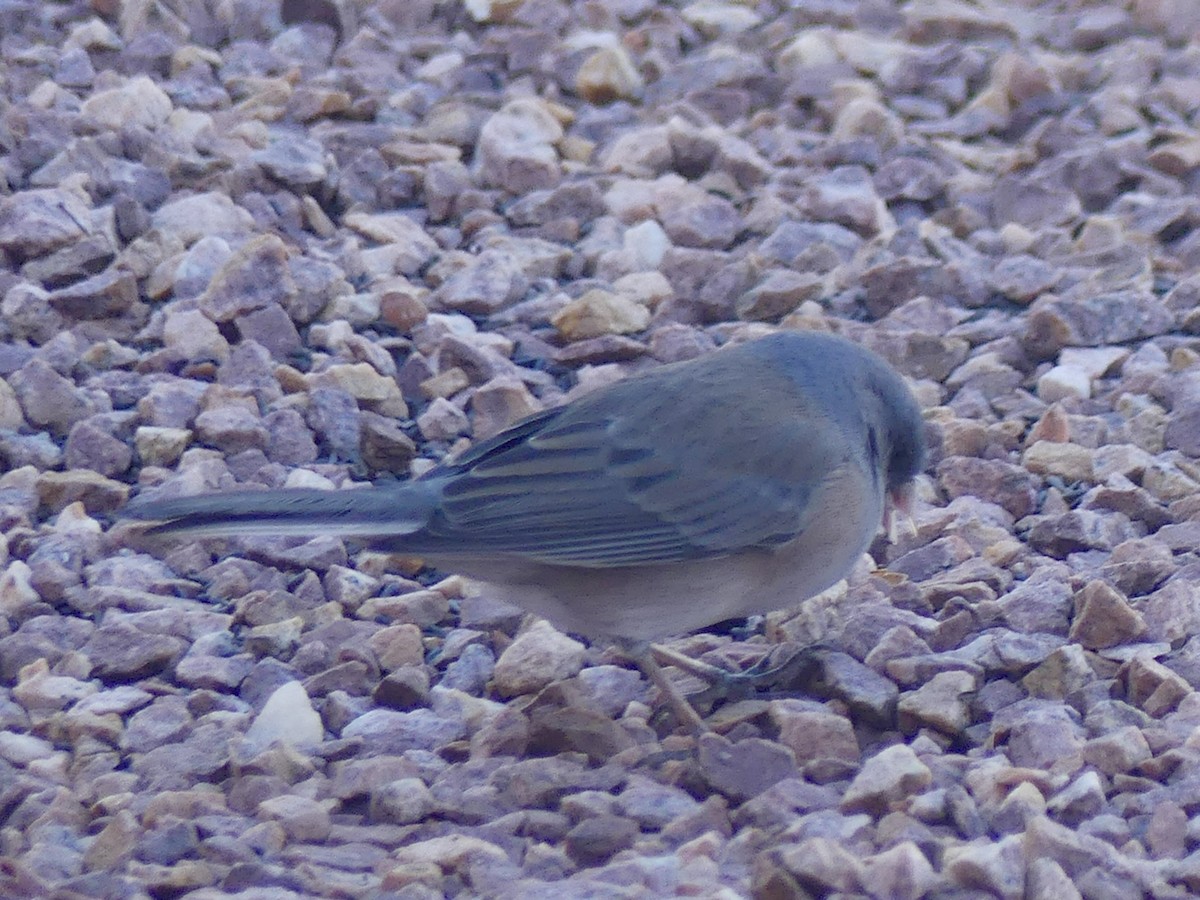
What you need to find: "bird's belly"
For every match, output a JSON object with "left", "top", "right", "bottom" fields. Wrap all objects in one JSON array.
[{"left": 437, "top": 468, "right": 882, "bottom": 642}]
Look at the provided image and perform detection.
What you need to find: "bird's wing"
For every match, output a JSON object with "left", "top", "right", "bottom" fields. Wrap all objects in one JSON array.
[{"left": 402, "top": 360, "right": 861, "bottom": 568}]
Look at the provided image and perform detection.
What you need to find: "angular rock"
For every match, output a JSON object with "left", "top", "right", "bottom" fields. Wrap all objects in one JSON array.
[
  {"left": 492, "top": 620, "right": 585, "bottom": 698},
  {"left": 9, "top": 359, "right": 96, "bottom": 434},
  {"left": 476, "top": 98, "right": 563, "bottom": 193},
  {"left": 0, "top": 187, "right": 94, "bottom": 258},
  {"left": 83, "top": 621, "right": 186, "bottom": 682},
  {"left": 245, "top": 681, "right": 324, "bottom": 752},
  {"left": 197, "top": 235, "right": 296, "bottom": 323},
  {"left": 551, "top": 288, "right": 650, "bottom": 340},
  {"left": 1069, "top": 580, "right": 1147, "bottom": 650},
  {"left": 898, "top": 670, "right": 977, "bottom": 736},
  {"left": 697, "top": 732, "right": 800, "bottom": 801},
  {"left": 770, "top": 701, "right": 860, "bottom": 768},
  {"left": 841, "top": 745, "right": 932, "bottom": 815}
]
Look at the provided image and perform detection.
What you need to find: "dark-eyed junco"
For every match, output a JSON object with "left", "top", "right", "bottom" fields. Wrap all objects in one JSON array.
[{"left": 123, "top": 330, "right": 926, "bottom": 729}]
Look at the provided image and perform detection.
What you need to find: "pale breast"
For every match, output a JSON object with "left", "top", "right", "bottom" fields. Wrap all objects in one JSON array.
[{"left": 438, "top": 464, "right": 883, "bottom": 642}]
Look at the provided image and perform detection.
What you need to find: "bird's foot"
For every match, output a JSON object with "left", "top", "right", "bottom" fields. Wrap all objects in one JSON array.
[
  {"left": 615, "top": 640, "right": 830, "bottom": 733},
  {"left": 614, "top": 639, "right": 711, "bottom": 733},
  {"left": 652, "top": 643, "right": 827, "bottom": 707}
]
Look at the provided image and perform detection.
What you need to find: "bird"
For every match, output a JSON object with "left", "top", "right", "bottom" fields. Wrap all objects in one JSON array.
[{"left": 122, "top": 330, "right": 927, "bottom": 730}]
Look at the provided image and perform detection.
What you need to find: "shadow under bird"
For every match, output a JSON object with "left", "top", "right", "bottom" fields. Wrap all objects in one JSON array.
[{"left": 122, "top": 330, "right": 927, "bottom": 730}]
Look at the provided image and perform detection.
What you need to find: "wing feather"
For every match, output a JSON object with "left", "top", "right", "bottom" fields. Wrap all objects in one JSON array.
[{"left": 398, "top": 347, "right": 855, "bottom": 567}]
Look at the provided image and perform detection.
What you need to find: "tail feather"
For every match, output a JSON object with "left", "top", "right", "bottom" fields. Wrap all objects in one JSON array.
[{"left": 122, "top": 486, "right": 436, "bottom": 539}]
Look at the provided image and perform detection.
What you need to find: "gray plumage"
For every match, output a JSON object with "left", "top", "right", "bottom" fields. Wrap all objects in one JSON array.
[{"left": 123, "top": 331, "right": 926, "bottom": 641}]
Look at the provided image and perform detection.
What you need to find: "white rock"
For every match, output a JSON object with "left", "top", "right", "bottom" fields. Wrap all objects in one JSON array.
[
  {"left": 681, "top": 1, "right": 762, "bottom": 36},
  {"left": 0, "top": 561, "right": 38, "bottom": 615},
  {"left": 163, "top": 308, "right": 228, "bottom": 361},
  {"left": 1058, "top": 346, "right": 1130, "bottom": 379},
  {"left": 621, "top": 220, "right": 670, "bottom": 269},
  {"left": 476, "top": 98, "right": 563, "bottom": 193},
  {"left": 1037, "top": 365, "right": 1091, "bottom": 402},
  {"left": 283, "top": 470, "right": 336, "bottom": 490},
  {"left": 246, "top": 681, "right": 324, "bottom": 751},
  {"left": 151, "top": 192, "right": 254, "bottom": 245},
  {"left": 81, "top": 75, "right": 172, "bottom": 130},
  {"left": 0, "top": 378, "right": 24, "bottom": 429}
]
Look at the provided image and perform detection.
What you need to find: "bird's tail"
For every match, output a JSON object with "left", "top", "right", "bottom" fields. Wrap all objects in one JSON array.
[{"left": 121, "top": 486, "right": 437, "bottom": 539}]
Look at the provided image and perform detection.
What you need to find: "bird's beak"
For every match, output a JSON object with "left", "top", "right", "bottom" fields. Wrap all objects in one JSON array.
[{"left": 883, "top": 483, "right": 917, "bottom": 543}]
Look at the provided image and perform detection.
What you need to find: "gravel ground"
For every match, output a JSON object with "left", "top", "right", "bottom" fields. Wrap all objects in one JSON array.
[{"left": 3, "top": 0, "right": 1200, "bottom": 897}]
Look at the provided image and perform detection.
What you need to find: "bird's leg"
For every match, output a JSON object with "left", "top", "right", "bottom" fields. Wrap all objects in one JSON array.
[
  {"left": 650, "top": 643, "right": 743, "bottom": 683},
  {"left": 653, "top": 641, "right": 825, "bottom": 700},
  {"left": 616, "top": 639, "right": 711, "bottom": 733},
  {"left": 618, "top": 640, "right": 827, "bottom": 730},
  {"left": 727, "top": 644, "right": 824, "bottom": 688}
]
